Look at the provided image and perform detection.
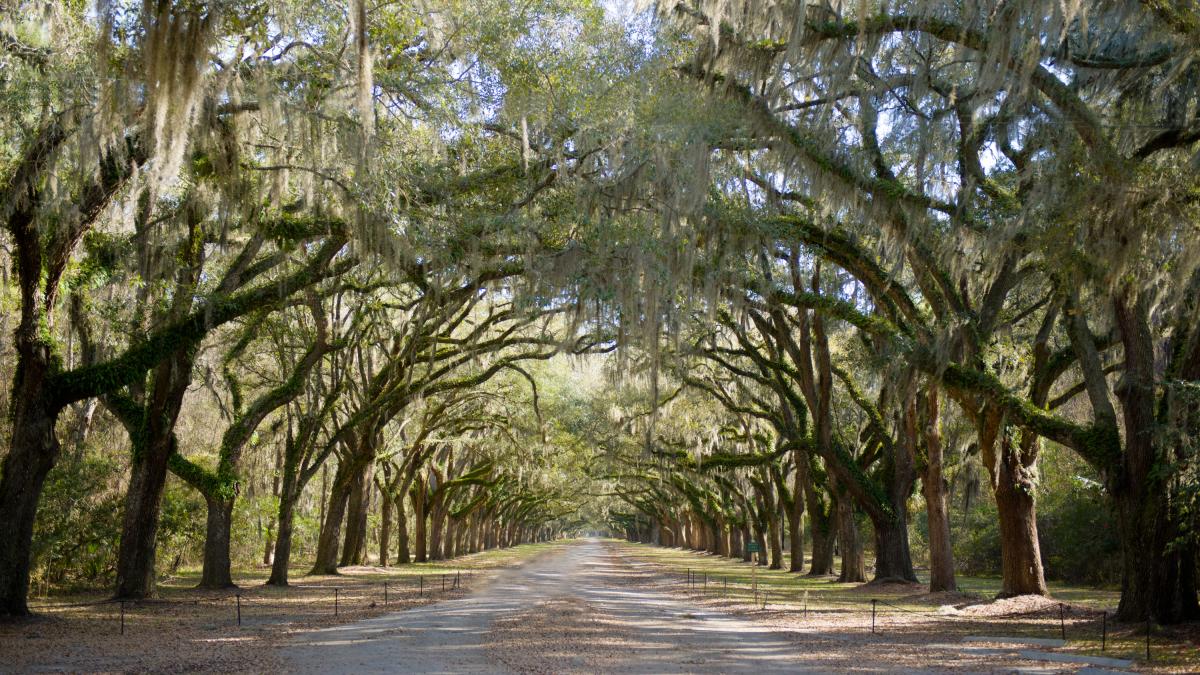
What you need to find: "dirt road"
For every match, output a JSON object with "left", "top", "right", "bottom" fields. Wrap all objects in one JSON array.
[
  {"left": 282, "top": 539, "right": 804, "bottom": 673},
  {"left": 282, "top": 540, "right": 1141, "bottom": 674}
]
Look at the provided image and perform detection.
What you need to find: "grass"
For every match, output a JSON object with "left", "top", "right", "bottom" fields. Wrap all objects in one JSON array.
[{"left": 615, "top": 540, "right": 1200, "bottom": 673}]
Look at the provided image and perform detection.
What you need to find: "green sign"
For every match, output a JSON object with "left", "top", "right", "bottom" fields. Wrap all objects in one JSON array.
[{"left": 747, "top": 542, "right": 761, "bottom": 553}]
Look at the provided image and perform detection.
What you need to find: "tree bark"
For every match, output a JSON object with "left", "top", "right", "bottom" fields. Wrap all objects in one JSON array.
[
  {"left": 428, "top": 498, "right": 446, "bottom": 561},
  {"left": 311, "top": 461, "right": 354, "bottom": 575},
  {"left": 835, "top": 491, "right": 866, "bottom": 582},
  {"left": 1112, "top": 292, "right": 1200, "bottom": 622},
  {"left": 805, "top": 480, "right": 836, "bottom": 576},
  {"left": 992, "top": 430, "right": 1048, "bottom": 596},
  {"left": 788, "top": 452, "right": 806, "bottom": 572},
  {"left": 412, "top": 479, "right": 428, "bottom": 563},
  {"left": 379, "top": 487, "right": 392, "bottom": 567},
  {"left": 340, "top": 462, "right": 370, "bottom": 567},
  {"left": 0, "top": 395, "right": 60, "bottom": 616},
  {"left": 115, "top": 444, "right": 172, "bottom": 599},
  {"left": 395, "top": 496, "right": 411, "bottom": 564},
  {"left": 920, "top": 388, "right": 957, "bottom": 592},
  {"left": 199, "top": 495, "right": 236, "bottom": 588},
  {"left": 267, "top": 464, "right": 301, "bottom": 586}
]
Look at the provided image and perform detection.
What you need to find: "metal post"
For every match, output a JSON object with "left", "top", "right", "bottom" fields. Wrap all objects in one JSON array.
[
  {"left": 334, "top": 588, "right": 339, "bottom": 616},
  {"left": 442, "top": 574, "right": 446, "bottom": 592},
  {"left": 703, "top": 572, "right": 707, "bottom": 595},
  {"left": 871, "top": 599, "right": 877, "bottom": 634},
  {"left": 456, "top": 571, "right": 460, "bottom": 589},
  {"left": 420, "top": 575, "right": 424, "bottom": 594},
  {"left": 120, "top": 600, "right": 125, "bottom": 635},
  {"left": 1101, "top": 611, "right": 1107, "bottom": 651},
  {"left": 236, "top": 593, "right": 242, "bottom": 626},
  {"left": 1059, "top": 603, "right": 1066, "bottom": 641},
  {"left": 384, "top": 582, "right": 388, "bottom": 606}
]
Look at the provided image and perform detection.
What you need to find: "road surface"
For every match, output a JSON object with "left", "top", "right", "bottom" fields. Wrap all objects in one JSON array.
[{"left": 282, "top": 539, "right": 803, "bottom": 673}]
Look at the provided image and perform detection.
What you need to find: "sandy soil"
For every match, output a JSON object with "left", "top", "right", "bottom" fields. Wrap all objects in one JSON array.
[
  {"left": 282, "top": 539, "right": 1138, "bottom": 673},
  {"left": 283, "top": 540, "right": 810, "bottom": 673},
  {"left": 0, "top": 562, "right": 488, "bottom": 673},
  {"left": 5, "top": 541, "right": 1175, "bottom": 673}
]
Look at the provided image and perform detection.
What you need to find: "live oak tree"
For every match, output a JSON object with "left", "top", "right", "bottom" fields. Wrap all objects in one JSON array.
[{"left": 2, "top": 0, "right": 1197, "bottom": 627}]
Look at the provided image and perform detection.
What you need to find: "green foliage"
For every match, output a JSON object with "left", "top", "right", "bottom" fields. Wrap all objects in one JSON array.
[
  {"left": 1036, "top": 448, "right": 1121, "bottom": 586},
  {"left": 952, "top": 446, "right": 1120, "bottom": 586},
  {"left": 31, "top": 450, "right": 124, "bottom": 591},
  {"left": 156, "top": 479, "right": 208, "bottom": 575}
]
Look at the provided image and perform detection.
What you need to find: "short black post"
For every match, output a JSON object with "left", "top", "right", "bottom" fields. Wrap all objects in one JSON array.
[
  {"left": 236, "top": 593, "right": 242, "bottom": 626},
  {"left": 456, "top": 571, "right": 460, "bottom": 589},
  {"left": 1059, "top": 603, "right": 1066, "bottom": 641},
  {"left": 1146, "top": 615, "right": 1151, "bottom": 661},
  {"left": 871, "top": 599, "right": 877, "bottom": 634},
  {"left": 384, "top": 582, "right": 388, "bottom": 606},
  {"left": 442, "top": 574, "right": 446, "bottom": 592},
  {"left": 120, "top": 600, "right": 125, "bottom": 635},
  {"left": 1101, "top": 611, "right": 1107, "bottom": 651},
  {"left": 334, "top": 588, "right": 339, "bottom": 616},
  {"left": 703, "top": 572, "right": 707, "bottom": 594},
  {"left": 724, "top": 577, "right": 727, "bottom": 595},
  {"left": 420, "top": 575, "right": 424, "bottom": 594}
]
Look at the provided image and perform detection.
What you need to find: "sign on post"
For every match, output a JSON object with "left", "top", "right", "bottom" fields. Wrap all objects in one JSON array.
[{"left": 747, "top": 542, "right": 761, "bottom": 553}]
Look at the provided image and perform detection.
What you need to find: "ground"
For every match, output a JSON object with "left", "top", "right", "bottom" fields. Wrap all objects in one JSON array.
[
  {"left": 0, "top": 544, "right": 547, "bottom": 672},
  {"left": 3, "top": 539, "right": 1197, "bottom": 673}
]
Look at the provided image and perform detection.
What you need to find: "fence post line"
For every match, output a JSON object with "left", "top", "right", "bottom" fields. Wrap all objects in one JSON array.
[{"left": 871, "top": 599, "right": 877, "bottom": 634}]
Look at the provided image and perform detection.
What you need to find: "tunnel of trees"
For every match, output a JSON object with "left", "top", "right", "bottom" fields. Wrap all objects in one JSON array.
[{"left": 1, "top": 0, "right": 1198, "bottom": 629}]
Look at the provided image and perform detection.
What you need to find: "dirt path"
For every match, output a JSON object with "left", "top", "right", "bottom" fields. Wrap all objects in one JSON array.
[
  {"left": 282, "top": 540, "right": 1144, "bottom": 674},
  {"left": 281, "top": 539, "right": 805, "bottom": 673}
]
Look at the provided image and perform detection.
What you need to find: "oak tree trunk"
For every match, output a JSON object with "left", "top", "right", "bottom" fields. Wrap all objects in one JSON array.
[
  {"left": 311, "top": 462, "right": 354, "bottom": 575},
  {"left": 0, "top": 393, "right": 60, "bottom": 616},
  {"left": 199, "top": 495, "right": 236, "bottom": 588},
  {"left": 836, "top": 493, "right": 866, "bottom": 583}
]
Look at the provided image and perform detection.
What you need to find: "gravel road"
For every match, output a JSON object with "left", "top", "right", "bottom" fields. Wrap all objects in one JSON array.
[{"left": 281, "top": 539, "right": 805, "bottom": 674}]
